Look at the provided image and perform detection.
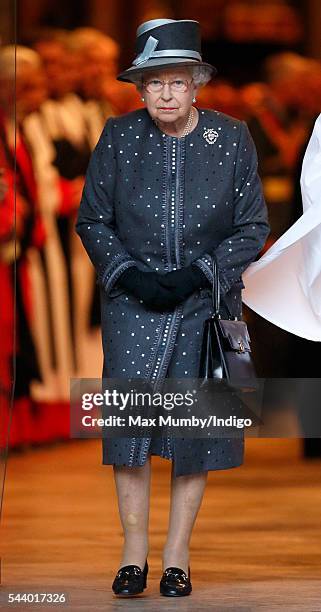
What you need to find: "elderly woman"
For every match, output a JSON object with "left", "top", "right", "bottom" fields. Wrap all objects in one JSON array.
[{"left": 75, "top": 18, "right": 269, "bottom": 598}]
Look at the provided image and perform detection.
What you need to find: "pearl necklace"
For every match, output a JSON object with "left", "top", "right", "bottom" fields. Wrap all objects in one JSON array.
[
  {"left": 154, "top": 106, "right": 197, "bottom": 138},
  {"left": 181, "top": 106, "right": 195, "bottom": 137}
]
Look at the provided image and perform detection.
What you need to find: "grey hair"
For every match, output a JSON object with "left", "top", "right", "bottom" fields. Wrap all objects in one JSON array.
[
  {"left": 189, "top": 64, "right": 214, "bottom": 86},
  {"left": 131, "top": 63, "right": 213, "bottom": 89}
]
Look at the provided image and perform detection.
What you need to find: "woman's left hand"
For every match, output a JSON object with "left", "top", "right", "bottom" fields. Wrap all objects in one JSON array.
[{"left": 158, "top": 264, "right": 210, "bottom": 301}]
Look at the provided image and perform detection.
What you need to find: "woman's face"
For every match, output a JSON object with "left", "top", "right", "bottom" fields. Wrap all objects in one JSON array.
[{"left": 140, "top": 67, "right": 198, "bottom": 124}]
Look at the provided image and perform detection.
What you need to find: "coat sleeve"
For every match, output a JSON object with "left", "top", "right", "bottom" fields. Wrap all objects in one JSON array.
[
  {"left": 74, "top": 118, "right": 136, "bottom": 296},
  {"left": 193, "top": 120, "right": 270, "bottom": 295}
]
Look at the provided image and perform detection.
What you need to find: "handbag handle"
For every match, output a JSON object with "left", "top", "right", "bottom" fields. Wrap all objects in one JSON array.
[
  {"left": 211, "top": 255, "right": 220, "bottom": 316},
  {"left": 211, "top": 255, "right": 235, "bottom": 320}
]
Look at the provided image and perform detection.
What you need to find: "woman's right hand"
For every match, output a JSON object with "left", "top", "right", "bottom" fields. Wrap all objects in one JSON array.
[{"left": 117, "top": 267, "right": 182, "bottom": 311}]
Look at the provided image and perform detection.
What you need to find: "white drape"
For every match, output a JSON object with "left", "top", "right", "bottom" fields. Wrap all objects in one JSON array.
[{"left": 242, "top": 114, "right": 321, "bottom": 341}]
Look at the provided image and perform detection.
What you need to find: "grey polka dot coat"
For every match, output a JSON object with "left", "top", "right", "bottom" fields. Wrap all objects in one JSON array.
[{"left": 75, "top": 107, "right": 270, "bottom": 477}]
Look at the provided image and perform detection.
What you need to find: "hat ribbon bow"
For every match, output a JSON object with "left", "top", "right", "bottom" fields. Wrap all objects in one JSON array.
[
  {"left": 133, "top": 36, "right": 159, "bottom": 66},
  {"left": 132, "top": 35, "right": 202, "bottom": 66}
]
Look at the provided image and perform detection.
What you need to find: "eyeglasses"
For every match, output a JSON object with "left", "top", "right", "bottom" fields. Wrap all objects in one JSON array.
[{"left": 143, "top": 78, "right": 194, "bottom": 93}]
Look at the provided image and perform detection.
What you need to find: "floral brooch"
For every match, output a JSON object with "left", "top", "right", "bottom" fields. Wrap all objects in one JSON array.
[{"left": 203, "top": 128, "right": 219, "bottom": 144}]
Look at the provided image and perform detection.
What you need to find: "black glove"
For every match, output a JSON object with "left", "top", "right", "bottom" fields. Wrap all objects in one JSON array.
[
  {"left": 117, "top": 266, "right": 184, "bottom": 311},
  {"left": 158, "top": 263, "right": 210, "bottom": 301}
]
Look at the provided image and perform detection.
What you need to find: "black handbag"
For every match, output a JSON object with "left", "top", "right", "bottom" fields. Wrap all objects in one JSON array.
[{"left": 199, "top": 256, "right": 258, "bottom": 392}]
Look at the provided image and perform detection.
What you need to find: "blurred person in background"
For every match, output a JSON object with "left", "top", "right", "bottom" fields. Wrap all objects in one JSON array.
[
  {"left": 66, "top": 27, "right": 142, "bottom": 363},
  {"left": 70, "top": 27, "right": 143, "bottom": 120},
  {"left": 0, "top": 52, "right": 46, "bottom": 434},
  {"left": 33, "top": 28, "right": 80, "bottom": 100},
  {"left": 1, "top": 45, "right": 78, "bottom": 399},
  {"left": 33, "top": 29, "right": 92, "bottom": 180},
  {"left": 34, "top": 27, "right": 139, "bottom": 377},
  {"left": 65, "top": 28, "right": 122, "bottom": 359},
  {"left": 36, "top": 27, "right": 118, "bottom": 373},
  {"left": 69, "top": 27, "right": 131, "bottom": 143},
  {"left": 33, "top": 29, "right": 95, "bottom": 374}
]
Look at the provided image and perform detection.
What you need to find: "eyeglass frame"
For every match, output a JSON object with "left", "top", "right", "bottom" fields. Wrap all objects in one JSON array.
[{"left": 142, "top": 77, "right": 194, "bottom": 94}]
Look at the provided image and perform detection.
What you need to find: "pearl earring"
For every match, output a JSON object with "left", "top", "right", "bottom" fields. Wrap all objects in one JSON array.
[
  {"left": 141, "top": 97, "right": 145, "bottom": 102},
  {"left": 193, "top": 97, "right": 196, "bottom": 103}
]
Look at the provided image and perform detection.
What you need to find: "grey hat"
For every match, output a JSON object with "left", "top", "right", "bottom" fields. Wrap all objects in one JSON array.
[{"left": 117, "top": 18, "right": 217, "bottom": 83}]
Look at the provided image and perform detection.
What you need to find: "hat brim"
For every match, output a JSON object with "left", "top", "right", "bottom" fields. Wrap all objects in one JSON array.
[{"left": 117, "top": 58, "right": 217, "bottom": 83}]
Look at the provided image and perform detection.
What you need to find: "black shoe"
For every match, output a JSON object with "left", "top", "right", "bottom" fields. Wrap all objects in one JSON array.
[
  {"left": 160, "top": 565, "right": 192, "bottom": 596},
  {"left": 112, "top": 560, "right": 148, "bottom": 596}
]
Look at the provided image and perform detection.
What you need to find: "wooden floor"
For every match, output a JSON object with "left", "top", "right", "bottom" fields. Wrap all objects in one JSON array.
[{"left": 1, "top": 438, "right": 321, "bottom": 611}]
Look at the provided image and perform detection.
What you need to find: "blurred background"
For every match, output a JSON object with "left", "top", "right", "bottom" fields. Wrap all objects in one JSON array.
[{"left": 1, "top": 0, "right": 321, "bottom": 460}]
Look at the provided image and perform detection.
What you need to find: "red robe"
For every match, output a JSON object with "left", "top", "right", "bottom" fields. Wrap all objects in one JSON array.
[{"left": 0, "top": 116, "right": 48, "bottom": 448}]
